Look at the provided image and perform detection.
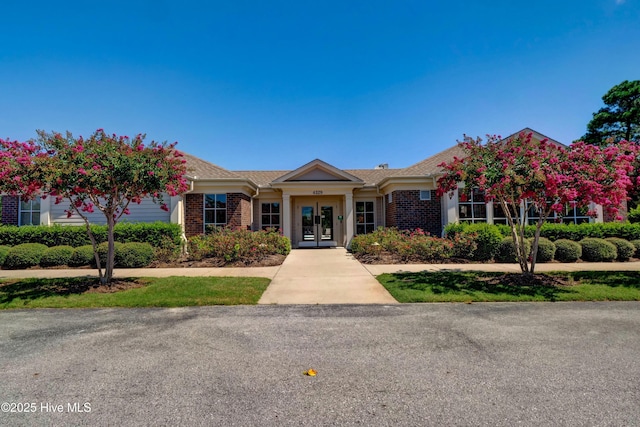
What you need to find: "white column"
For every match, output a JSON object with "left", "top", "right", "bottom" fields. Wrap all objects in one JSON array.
[
  {"left": 282, "top": 193, "right": 292, "bottom": 242},
  {"left": 40, "top": 195, "right": 51, "bottom": 226},
  {"left": 345, "top": 192, "right": 354, "bottom": 248}
]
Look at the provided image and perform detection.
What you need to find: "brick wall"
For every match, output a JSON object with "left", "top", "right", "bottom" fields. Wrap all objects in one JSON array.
[
  {"left": 385, "top": 194, "right": 397, "bottom": 228},
  {"left": 1, "top": 195, "right": 19, "bottom": 226},
  {"left": 227, "top": 193, "right": 251, "bottom": 229},
  {"left": 185, "top": 193, "right": 204, "bottom": 236},
  {"left": 385, "top": 190, "right": 442, "bottom": 236}
]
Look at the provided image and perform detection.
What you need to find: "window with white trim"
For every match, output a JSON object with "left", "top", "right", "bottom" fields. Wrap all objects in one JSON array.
[
  {"left": 204, "top": 194, "right": 226, "bottom": 228},
  {"left": 19, "top": 197, "right": 41, "bottom": 226},
  {"left": 458, "top": 188, "right": 486, "bottom": 223},
  {"left": 493, "top": 201, "right": 519, "bottom": 225},
  {"left": 419, "top": 190, "right": 432, "bottom": 201},
  {"left": 526, "top": 200, "right": 590, "bottom": 225},
  {"left": 261, "top": 202, "right": 280, "bottom": 231},
  {"left": 356, "top": 201, "right": 375, "bottom": 234}
]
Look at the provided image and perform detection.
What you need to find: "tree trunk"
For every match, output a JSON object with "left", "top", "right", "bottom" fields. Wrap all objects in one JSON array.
[{"left": 105, "top": 214, "right": 116, "bottom": 284}]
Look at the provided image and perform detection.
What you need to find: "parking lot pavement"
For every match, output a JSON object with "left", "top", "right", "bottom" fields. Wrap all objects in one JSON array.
[{"left": 2, "top": 303, "right": 640, "bottom": 426}]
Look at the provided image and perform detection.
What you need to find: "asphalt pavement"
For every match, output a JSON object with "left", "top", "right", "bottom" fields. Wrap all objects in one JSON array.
[{"left": 1, "top": 303, "right": 640, "bottom": 426}]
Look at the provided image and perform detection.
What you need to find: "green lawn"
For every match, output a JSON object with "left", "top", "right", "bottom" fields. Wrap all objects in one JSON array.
[
  {"left": 0, "top": 276, "right": 270, "bottom": 309},
  {"left": 377, "top": 271, "right": 640, "bottom": 303}
]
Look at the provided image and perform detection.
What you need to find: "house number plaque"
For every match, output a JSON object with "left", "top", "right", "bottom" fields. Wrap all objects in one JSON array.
[{"left": 313, "top": 190, "right": 323, "bottom": 195}]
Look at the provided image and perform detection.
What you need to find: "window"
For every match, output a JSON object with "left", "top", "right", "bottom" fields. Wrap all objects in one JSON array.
[
  {"left": 356, "top": 201, "right": 375, "bottom": 234},
  {"left": 261, "top": 202, "right": 280, "bottom": 231},
  {"left": 388, "top": 193, "right": 392, "bottom": 203},
  {"left": 562, "top": 204, "right": 590, "bottom": 224},
  {"left": 19, "top": 197, "right": 41, "bottom": 226},
  {"left": 204, "top": 194, "right": 226, "bottom": 228},
  {"left": 458, "top": 188, "right": 486, "bottom": 223},
  {"left": 493, "top": 202, "right": 519, "bottom": 225},
  {"left": 419, "top": 190, "right": 432, "bottom": 201},
  {"left": 525, "top": 200, "right": 590, "bottom": 225}
]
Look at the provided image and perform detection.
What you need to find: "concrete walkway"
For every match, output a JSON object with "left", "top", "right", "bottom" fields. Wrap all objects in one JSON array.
[{"left": 258, "top": 248, "right": 398, "bottom": 304}]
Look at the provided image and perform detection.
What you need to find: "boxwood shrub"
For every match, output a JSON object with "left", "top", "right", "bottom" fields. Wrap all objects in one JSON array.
[
  {"left": 495, "top": 237, "right": 531, "bottom": 263},
  {"left": 117, "top": 242, "right": 155, "bottom": 268},
  {"left": 630, "top": 239, "right": 640, "bottom": 258},
  {"left": 3, "top": 243, "right": 48, "bottom": 269},
  {"left": 68, "top": 245, "right": 96, "bottom": 267},
  {"left": 530, "top": 237, "right": 556, "bottom": 263},
  {"left": 554, "top": 239, "right": 582, "bottom": 263},
  {"left": 580, "top": 238, "right": 617, "bottom": 262},
  {"left": 0, "top": 222, "right": 181, "bottom": 250},
  {"left": 96, "top": 242, "right": 125, "bottom": 266},
  {"left": 0, "top": 245, "right": 10, "bottom": 267},
  {"left": 40, "top": 245, "right": 75, "bottom": 267},
  {"left": 605, "top": 237, "right": 635, "bottom": 261}
]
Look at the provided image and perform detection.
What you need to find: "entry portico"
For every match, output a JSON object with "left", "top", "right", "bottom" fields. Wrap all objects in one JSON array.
[{"left": 271, "top": 159, "right": 364, "bottom": 247}]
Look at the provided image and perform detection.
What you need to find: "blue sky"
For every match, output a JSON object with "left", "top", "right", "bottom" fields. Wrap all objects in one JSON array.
[{"left": 1, "top": 1, "right": 639, "bottom": 171}]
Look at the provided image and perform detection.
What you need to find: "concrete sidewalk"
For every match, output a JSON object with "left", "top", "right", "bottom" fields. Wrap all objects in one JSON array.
[
  {"left": 258, "top": 248, "right": 398, "bottom": 304},
  {"left": 364, "top": 260, "right": 640, "bottom": 276}
]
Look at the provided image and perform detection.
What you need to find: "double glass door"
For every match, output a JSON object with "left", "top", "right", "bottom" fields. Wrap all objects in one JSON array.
[{"left": 302, "top": 203, "right": 334, "bottom": 246}]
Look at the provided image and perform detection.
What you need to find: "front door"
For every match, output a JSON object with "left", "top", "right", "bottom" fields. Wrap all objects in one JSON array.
[{"left": 300, "top": 203, "right": 335, "bottom": 247}]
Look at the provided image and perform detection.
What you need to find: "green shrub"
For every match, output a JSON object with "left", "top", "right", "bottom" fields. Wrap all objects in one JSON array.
[
  {"left": 465, "top": 223, "right": 503, "bottom": 261},
  {"left": 580, "top": 238, "right": 617, "bottom": 262},
  {"left": 554, "top": 239, "right": 582, "bottom": 263},
  {"left": 3, "top": 243, "right": 48, "bottom": 269},
  {"left": 0, "top": 245, "right": 10, "bottom": 267},
  {"left": 530, "top": 237, "right": 556, "bottom": 263},
  {"left": 628, "top": 207, "right": 640, "bottom": 224},
  {"left": 449, "top": 231, "right": 478, "bottom": 259},
  {"left": 495, "top": 237, "right": 531, "bottom": 263},
  {"left": 68, "top": 245, "right": 96, "bottom": 267},
  {"left": 630, "top": 239, "right": 640, "bottom": 258},
  {"left": 605, "top": 237, "right": 635, "bottom": 261},
  {"left": 40, "top": 245, "right": 75, "bottom": 267},
  {"left": 188, "top": 228, "right": 290, "bottom": 264},
  {"left": 95, "top": 242, "right": 125, "bottom": 266},
  {"left": 116, "top": 242, "right": 155, "bottom": 268},
  {"left": 0, "top": 222, "right": 181, "bottom": 250}
]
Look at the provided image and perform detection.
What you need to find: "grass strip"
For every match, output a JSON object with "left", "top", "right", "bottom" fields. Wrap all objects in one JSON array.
[
  {"left": 0, "top": 276, "right": 270, "bottom": 309},
  {"left": 377, "top": 270, "right": 640, "bottom": 303}
]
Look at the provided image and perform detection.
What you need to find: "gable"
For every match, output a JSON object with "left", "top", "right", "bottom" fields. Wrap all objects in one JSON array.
[{"left": 273, "top": 159, "right": 363, "bottom": 183}]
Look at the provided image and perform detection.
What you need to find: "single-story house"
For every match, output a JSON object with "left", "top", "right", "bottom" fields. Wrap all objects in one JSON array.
[{"left": 0, "top": 128, "right": 605, "bottom": 247}]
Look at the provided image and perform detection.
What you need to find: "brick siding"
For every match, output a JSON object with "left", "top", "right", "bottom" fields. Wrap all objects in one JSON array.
[
  {"left": 227, "top": 193, "right": 251, "bottom": 230},
  {"left": 1, "top": 195, "right": 19, "bottom": 226},
  {"left": 385, "top": 190, "right": 442, "bottom": 236},
  {"left": 185, "top": 193, "right": 204, "bottom": 236}
]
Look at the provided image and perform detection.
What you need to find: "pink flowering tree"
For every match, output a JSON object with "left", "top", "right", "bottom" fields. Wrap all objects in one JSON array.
[
  {"left": 437, "top": 131, "right": 637, "bottom": 275},
  {"left": 0, "top": 138, "right": 45, "bottom": 200},
  {"left": 28, "top": 129, "right": 190, "bottom": 284}
]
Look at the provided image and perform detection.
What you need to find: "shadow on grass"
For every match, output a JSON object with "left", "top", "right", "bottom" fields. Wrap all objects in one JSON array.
[
  {"left": 570, "top": 271, "right": 640, "bottom": 289},
  {"left": 0, "top": 277, "right": 101, "bottom": 304},
  {"left": 388, "top": 271, "right": 572, "bottom": 300}
]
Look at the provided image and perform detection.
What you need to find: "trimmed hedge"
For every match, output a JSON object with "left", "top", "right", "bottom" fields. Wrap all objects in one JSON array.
[
  {"left": 3, "top": 243, "right": 48, "bottom": 269},
  {"left": 40, "top": 245, "right": 75, "bottom": 267},
  {"left": 96, "top": 242, "right": 125, "bottom": 266},
  {"left": 495, "top": 237, "right": 531, "bottom": 263},
  {"left": 605, "top": 237, "right": 635, "bottom": 261},
  {"left": 0, "top": 245, "right": 10, "bottom": 266},
  {"left": 580, "top": 238, "right": 617, "bottom": 262},
  {"left": 464, "top": 224, "right": 502, "bottom": 261},
  {"left": 445, "top": 222, "right": 640, "bottom": 242},
  {"left": 530, "top": 237, "right": 556, "bottom": 263},
  {"left": 554, "top": 239, "right": 582, "bottom": 263},
  {"left": 68, "top": 245, "right": 96, "bottom": 267},
  {"left": 631, "top": 239, "right": 640, "bottom": 258},
  {"left": 0, "top": 222, "right": 181, "bottom": 249},
  {"left": 117, "top": 242, "right": 155, "bottom": 268}
]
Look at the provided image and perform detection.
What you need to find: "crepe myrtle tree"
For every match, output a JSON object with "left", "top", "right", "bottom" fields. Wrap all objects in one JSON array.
[
  {"left": 0, "top": 129, "right": 190, "bottom": 284},
  {"left": 437, "top": 131, "right": 638, "bottom": 275}
]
